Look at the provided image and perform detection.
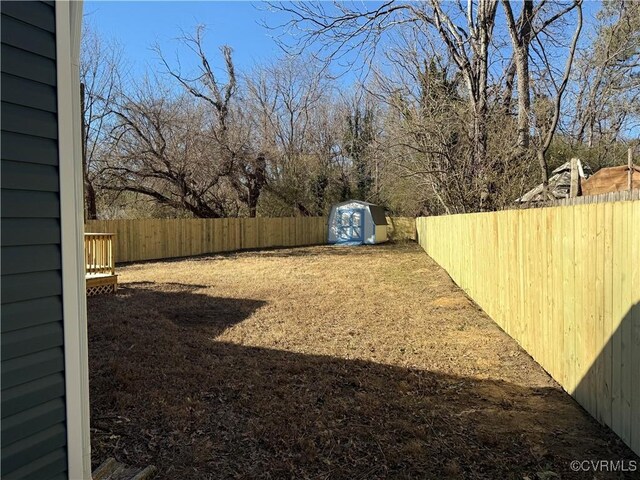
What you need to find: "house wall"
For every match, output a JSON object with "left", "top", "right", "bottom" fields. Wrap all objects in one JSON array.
[{"left": 1, "top": 2, "right": 70, "bottom": 478}]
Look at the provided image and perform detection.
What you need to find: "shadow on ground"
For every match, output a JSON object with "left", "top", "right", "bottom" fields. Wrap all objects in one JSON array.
[
  {"left": 117, "top": 241, "right": 417, "bottom": 266},
  {"left": 89, "top": 283, "right": 637, "bottom": 480},
  {"left": 118, "top": 282, "right": 266, "bottom": 329}
]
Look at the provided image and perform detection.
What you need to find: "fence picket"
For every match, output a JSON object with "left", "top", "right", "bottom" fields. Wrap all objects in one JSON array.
[{"left": 417, "top": 200, "right": 640, "bottom": 456}]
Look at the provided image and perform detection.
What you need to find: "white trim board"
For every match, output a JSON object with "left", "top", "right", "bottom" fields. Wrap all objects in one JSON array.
[{"left": 56, "top": 1, "right": 91, "bottom": 478}]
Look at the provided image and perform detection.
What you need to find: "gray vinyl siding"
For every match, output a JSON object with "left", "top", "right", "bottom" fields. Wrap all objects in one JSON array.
[{"left": 1, "top": 2, "right": 68, "bottom": 479}]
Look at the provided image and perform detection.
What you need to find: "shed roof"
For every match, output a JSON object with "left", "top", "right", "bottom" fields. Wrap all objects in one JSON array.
[
  {"left": 368, "top": 205, "right": 388, "bottom": 225},
  {"left": 332, "top": 200, "right": 388, "bottom": 225}
]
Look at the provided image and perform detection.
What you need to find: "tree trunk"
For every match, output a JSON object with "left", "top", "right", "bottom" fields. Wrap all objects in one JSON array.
[
  {"left": 248, "top": 202, "right": 258, "bottom": 218},
  {"left": 514, "top": 52, "right": 531, "bottom": 149},
  {"left": 81, "top": 82, "right": 89, "bottom": 220},
  {"left": 475, "top": 0, "right": 497, "bottom": 209},
  {"left": 504, "top": 0, "right": 533, "bottom": 150},
  {"left": 537, "top": 149, "right": 550, "bottom": 199},
  {"left": 86, "top": 181, "right": 98, "bottom": 220}
]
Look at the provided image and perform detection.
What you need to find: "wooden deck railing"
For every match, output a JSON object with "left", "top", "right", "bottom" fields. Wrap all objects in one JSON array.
[{"left": 84, "top": 233, "right": 115, "bottom": 276}]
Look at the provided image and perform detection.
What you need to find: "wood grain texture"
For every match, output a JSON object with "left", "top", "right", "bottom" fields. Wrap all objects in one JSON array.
[
  {"left": 416, "top": 200, "right": 640, "bottom": 455},
  {"left": 85, "top": 218, "right": 326, "bottom": 263},
  {"left": 85, "top": 217, "right": 416, "bottom": 263}
]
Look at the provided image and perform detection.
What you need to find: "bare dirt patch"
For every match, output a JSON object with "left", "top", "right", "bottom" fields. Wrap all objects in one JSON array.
[
  {"left": 429, "top": 296, "right": 471, "bottom": 309},
  {"left": 89, "top": 242, "right": 637, "bottom": 479}
]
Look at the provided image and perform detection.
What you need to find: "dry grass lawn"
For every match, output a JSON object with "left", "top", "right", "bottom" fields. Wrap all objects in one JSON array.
[{"left": 88, "top": 242, "right": 637, "bottom": 479}]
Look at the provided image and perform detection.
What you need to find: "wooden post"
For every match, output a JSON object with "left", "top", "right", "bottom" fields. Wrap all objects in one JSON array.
[
  {"left": 628, "top": 147, "right": 633, "bottom": 191},
  {"left": 570, "top": 157, "right": 580, "bottom": 198}
]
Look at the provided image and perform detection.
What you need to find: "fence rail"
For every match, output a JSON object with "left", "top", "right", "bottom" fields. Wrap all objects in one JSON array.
[
  {"left": 515, "top": 189, "right": 640, "bottom": 209},
  {"left": 552, "top": 189, "right": 640, "bottom": 206},
  {"left": 85, "top": 216, "right": 416, "bottom": 263},
  {"left": 85, "top": 217, "right": 328, "bottom": 263},
  {"left": 416, "top": 201, "right": 640, "bottom": 455}
]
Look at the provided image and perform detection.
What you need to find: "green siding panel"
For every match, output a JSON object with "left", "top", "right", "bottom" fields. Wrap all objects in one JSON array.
[
  {"left": 1, "top": 347, "right": 65, "bottom": 390},
  {"left": 4, "top": 448, "right": 68, "bottom": 480},
  {"left": 1, "top": 3, "right": 68, "bottom": 477},
  {"left": 2, "top": 448, "right": 67, "bottom": 480},
  {"left": 1, "top": 218, "right": 61, "bottom": 247},
  {"left": 1, "top": 373, "right": 65, "bottom": 418},
  {"left": 1, "top": 160, "right": 60, "bottom": 192},
  {"left": 1, "top": 270, "right": 62, "bottom": 304},
  {"left": 0, "top": 43, "right": 57, "bottom": 85},
  {"left": 0, "top": 1, "right": 56, "bottom": 33},
  {"left": 0, "top": 13, "right": 56, "bottom": 59},
  {"left": 1, "top": 296, "right": 63, "bottom": 333},
  {"left": 1, "top": 101, "right": 58, "bottom": 139},
  {"left": 1, "top": 72, "right": 57, "bottom": 112},
  {"left": 1, "top": 189, "right": 60, "bottom": 218},
  {"left": 0, "top": 424, "right": 66, "bottom": 476},
  {"left": 1, "top": 398, "right": 66, "bottom": 445},
  {"left": 1, "top": 244, "right": 62, "bottom": 275},
  {"left": 1, "top": 130, "right": 58, "bottom": 166},
  {"left": 1, "top": 322, "right": 64, "bottom": 361}
]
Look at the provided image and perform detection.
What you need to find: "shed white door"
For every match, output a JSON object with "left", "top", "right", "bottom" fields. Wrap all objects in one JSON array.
[{"left": 336, "top": 208, "right": 365, "bottom": 243}]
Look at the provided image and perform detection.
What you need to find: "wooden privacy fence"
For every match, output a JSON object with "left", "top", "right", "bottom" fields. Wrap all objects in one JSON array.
[
  {"left": 416, "top": 201, "right": 640, "bottom": 455},
  {"left": 85, "top": 217, "right": 328, "bottom": 263},
  {"left": 386, "top": 216, "right": 416, "bottom": 240},
  {"left": 551, "top": 189, "right": 639, "bottom": 206},
  {"left": 515, "top": 189, "right": 640, "bottom": 209},
  {"left": 85, "top": 216, "right": 417, "bottom": 263}
]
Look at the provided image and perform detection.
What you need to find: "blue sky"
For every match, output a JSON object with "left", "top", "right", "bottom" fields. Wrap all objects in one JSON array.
[
  {"left": 85, "top": 1, "right": 602, "bottom": 86},
  {"left": 84, "top": 1, "right": 297, "bottom": 80}
]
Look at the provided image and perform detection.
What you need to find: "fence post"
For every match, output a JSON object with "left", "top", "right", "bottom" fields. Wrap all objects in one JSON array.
[{"left": 628, "top": 147, "right": 634, "bottom": 191}]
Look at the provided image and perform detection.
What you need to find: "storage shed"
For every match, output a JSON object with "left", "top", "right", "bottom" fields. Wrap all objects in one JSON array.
[{"left": 328, "top": 200, "right": 388, "bottom": 245}]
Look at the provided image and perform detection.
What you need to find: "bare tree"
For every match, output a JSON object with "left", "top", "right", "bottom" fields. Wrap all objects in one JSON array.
[
  {"left": 501, "top": 0, "right": 534, "bottom": 150},
  {"left": 529, "top": 1, "right": 583, "bottom": 195},
  {"left": 371, "top": 50, "right": 486, "bottom": 213},
  {"left": 105, "top": 79, "right": 241, "bottom": 217},
  {"left": 568, "top": 0, "right": 639, "bottom": 161},
  {"left": 270, "top": 0, "right": 586, "bottom": 207},
  {"left": 340, "top": 89, "right": 381, "bottom": 202},
  {"left": 501, "top": 1, "right": 584, "bottom": 150},
  {"left": 80, "top": 22, "right": 122, "bottom": 219},
  {"left": 83, "top": 2, "right": 623, "bottom": 218},
  {"left": 156, "top": 27, "right": 267, "bottom": 216},
  {"left": 268, "top": 1, "right": 507, "bottom": 208},
  {"left": 246, "top": 56, "right": 335, "bottom": 215}
]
